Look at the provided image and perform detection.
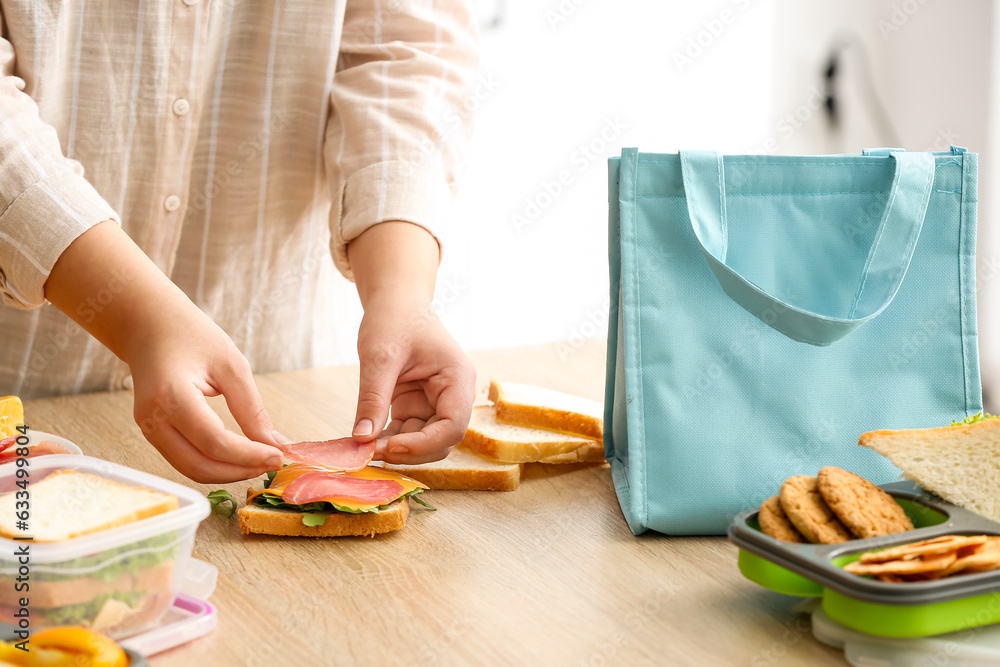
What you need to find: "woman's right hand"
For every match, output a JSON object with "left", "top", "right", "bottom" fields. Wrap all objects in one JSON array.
[{"left": 46, "top": 221, "right": 286, "bottom": 483}]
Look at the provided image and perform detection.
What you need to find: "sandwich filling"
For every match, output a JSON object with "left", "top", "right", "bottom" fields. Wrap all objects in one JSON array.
[
  {"left": 275, "top": 437, "right": 377, "bottom": 471},
  {"left": 248, "top": 463, "right": 432, "bottom": 526}
]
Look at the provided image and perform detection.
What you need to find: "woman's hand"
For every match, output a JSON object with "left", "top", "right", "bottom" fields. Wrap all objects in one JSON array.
[
  {"left": 355, "top": 294, "right": 475, "bottom": 464},
  {"left": 46, "top": 221, "right": 286, "bottom": 483},
  {"left": 348, "top": 221, "right": 475, "bottom": 464}
]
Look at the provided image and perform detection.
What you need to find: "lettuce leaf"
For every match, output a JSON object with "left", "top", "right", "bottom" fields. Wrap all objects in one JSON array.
[
  {"left": 951, "top": 412, "right": 998, "bottom": 426},
  {"left": 301, "top": 513, "right": 330, "bottom": 527},
  {"left": 207, "top": 489, "right": 236, "bottom": 518}
]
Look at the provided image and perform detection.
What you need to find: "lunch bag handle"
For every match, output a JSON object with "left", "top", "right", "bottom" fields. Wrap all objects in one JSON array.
[{"left": 677, "top": 149, "right": 936, "bottom": 346}]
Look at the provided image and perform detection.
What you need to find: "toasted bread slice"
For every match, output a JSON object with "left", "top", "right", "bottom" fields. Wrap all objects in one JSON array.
[
  {"left": 461, "top": 406, "right": 604, "bottom": 464},
  {"left": 488, "top": 380, "right": 604, "bottom": 442},
  {"left": 238, "top": 497, "right": 409, "bottom": 537},
  {"left": 860, "top": 418, "right": 1000, "bottom": 522},
  {"left": 0, "top": 470, "right": 178, "bottom": 541},
  {"left": 384, "top": 445, "right": 523, "bottom": 491}
]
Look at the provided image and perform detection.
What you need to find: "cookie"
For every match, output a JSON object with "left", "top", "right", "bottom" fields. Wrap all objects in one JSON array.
[
  {"left": 758, "top": 496, "right": 805, "bottom": 543},
  {"left": 816, "top": 466, "right": 914, "bottom": 538},
  {"left": 779, "top": 475, "right": 854, "bottom": 544}
]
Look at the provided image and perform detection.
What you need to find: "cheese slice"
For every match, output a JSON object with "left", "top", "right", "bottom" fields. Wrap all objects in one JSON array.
[{"left": 249, "top": 463, "right": 427, "bottom": 513}]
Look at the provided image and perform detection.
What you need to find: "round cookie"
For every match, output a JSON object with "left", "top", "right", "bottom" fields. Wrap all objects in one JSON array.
[
  {"left": 758, "top": 496, "right": 805, "bottom": 543},
  {"left": 779, "top": 475, "right": 854, "bottom": 544},
  {"left": 817, "top": 466, "right": 914, "bottom": 539}
]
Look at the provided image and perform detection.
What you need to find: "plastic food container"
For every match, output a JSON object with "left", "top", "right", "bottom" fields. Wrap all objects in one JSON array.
[
  {"left": 0, "top": 455, "right": 210, "bottom": 638},
  {"left": 729, "top": 481, "right": 1000, "bottom": 638}
]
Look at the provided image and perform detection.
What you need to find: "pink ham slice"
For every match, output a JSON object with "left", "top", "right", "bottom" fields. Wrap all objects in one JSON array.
[
  {"left": 277, "top": 437, "right": 376, "bottom": 472},
  {"left": 0, "top": 441, "right": 71, "bottom": 465},
  {"left": 0, "top": 436, "right": 15, "bottom": 453},
  {"left": 283, "top": 470, "right": 403, "bottom": 506}
]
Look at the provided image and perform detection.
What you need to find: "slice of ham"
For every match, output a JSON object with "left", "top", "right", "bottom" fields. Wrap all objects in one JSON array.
[
  {"left": 0, "top": 441, "right": 71, "bottom": 465},
  {"left": 282, "top": 470, "right": 403, "bottom": 506},
  {"left": 277, "top": 437, "right": 376, "bottom": 472},
  {"left": 0, "top": 436, "right": 16, "bottom": 453}
]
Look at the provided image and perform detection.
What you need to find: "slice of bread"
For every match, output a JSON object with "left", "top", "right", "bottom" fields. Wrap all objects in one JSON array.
[
  {"left": 384, "top": 445, "right": 523, "bottom": 491},
  {"left": 0, "top": 470, "right": 178, "bottom": 541},
  {"left": 238, "top": 497, "right": 409, "bottom": 537},
  {"left": 488, "top": 380, "right": 604, "bottom": 442},
  {"left": 461, "top": 406, "right": 604, "bottom": 464},
  {"left": 860, "top": 418, "right": 1000, "bottom": 522}
]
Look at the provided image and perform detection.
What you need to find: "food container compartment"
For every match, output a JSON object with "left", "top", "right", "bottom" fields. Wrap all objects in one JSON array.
[
  {"left": 729, "top": 481, "right": 1000, "bottom": 637},
  {"left": 0, "top": 455, "right": 210, "bottom": 638}
]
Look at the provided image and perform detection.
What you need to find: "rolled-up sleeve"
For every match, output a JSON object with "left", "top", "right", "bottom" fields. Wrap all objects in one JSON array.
[
  {"left": 0, "top": 37, "right": 118, "bottom": 309},
  {"left": 325, "top": 0, "right": 479, "bottom": 279}
]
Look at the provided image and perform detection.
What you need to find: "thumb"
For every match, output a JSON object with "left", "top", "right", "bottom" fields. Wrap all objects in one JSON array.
[
  {"left": 353, "top": 350, "right": 403, "bottom": 441},
  {"left": 219, "top": 357, "right": 289, "bottom": 448}
]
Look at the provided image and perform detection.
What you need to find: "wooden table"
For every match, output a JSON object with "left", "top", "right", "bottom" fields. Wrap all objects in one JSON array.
[{"left": 23, "top": 339, "right": 846, "bottom": 666}]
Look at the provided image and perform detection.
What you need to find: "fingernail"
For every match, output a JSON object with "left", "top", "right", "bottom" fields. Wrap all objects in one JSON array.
[
  {"left": 389, "top": 445, "right": 409, "bottom": 454},
  {"left": 266, "top": 456, "right": 283, "bottom": 469},
  {"left": 354, "top": 418, "right": 374, "bottom": 437},
  {"left": 271, "top": 430, "right": 293, "bottom": 445}
]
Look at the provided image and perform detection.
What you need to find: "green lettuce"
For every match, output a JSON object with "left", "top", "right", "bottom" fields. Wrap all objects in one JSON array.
[
  {"left": 207, "top": 489, "right": 236, "bottom": 518},
  {"left": 951, "top": 412, "right": 998, "bottom": 426},
  {"left": 8, "top": 532, "right": 179, "bottom": 584}
]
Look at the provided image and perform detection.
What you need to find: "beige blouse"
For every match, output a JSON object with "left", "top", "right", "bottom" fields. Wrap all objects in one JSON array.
[{"left": 0, "top": 0, "right": 478, "bottom": 399}]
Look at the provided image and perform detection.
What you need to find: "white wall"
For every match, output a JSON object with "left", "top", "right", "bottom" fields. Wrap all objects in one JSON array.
[
  {"left": 769, "top": 0, "right": 998, "bottom": 403},
  {"left": 328, "top": 0, "right": 778, "bottom": 363}
]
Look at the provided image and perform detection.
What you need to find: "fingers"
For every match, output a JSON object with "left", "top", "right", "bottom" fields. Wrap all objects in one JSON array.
[
  {"left": 141, "top": 421, "right": 277, "bottom": 484},
  {"left": 216, "top": 356, "right": 290, "bottom": 446},
  {"left": 353, "top": 345, "right": 405, "bottom": 442},
  {"left": 141, "top": 382, "right": 283, "bottom": 471}
]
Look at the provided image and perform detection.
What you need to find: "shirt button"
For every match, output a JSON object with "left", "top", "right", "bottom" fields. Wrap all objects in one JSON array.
[
  {"left": 172, "top": 98, "right": 191, "bottom": 116},
  {"left": 122, "top": 375, "right": 134, "bottom": 390},
  {"left": 164, "top": 195, "right": 182, "bottom": 212}
]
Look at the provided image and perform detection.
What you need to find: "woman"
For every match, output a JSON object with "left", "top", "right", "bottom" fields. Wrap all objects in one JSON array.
[{"left": 0, "top": 0, "right": 478, "bottom": 483}]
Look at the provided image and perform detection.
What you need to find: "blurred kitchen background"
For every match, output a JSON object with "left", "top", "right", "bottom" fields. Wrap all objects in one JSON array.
[{"left": 326, "top": 0, "right": 1000, "bottom": 408}]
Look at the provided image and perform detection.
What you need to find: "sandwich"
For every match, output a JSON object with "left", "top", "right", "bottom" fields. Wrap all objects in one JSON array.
[
  {"left": 0, "top": 470, "right": 178, "bottom": 633},
  {"left": 238, "top": 437, "right": 432, "bottom": 537},
  {"left": 860, "top": 412, "right": 1000, "bottom": 522}
]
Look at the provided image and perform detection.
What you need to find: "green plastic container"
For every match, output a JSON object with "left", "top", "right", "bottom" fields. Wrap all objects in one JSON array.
[{"left": 729, "top": 482, "right": 1000, "bottom": 638}]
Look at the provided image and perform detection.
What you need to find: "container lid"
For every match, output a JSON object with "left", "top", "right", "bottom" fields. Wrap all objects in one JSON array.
[
  {"left": 812, "top": 605, "right": 1000, "bottom": 666},
  {"left": 0, "top": 455, "right": 210, "bottom": 562},
  {"left": 119, "top": 592, "right": 217, "bottom": 657}
]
